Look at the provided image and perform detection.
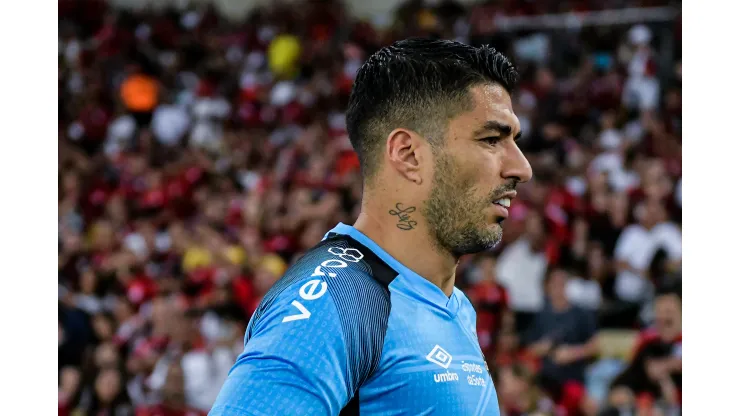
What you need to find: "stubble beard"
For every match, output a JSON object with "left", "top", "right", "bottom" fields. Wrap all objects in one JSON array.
[{"left": 421, "top": 151, "right": 503, "bottom": 258}]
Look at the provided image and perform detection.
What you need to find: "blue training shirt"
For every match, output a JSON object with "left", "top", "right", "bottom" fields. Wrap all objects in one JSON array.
[{"left": 210, "top": 223, "right": 499, "bottom": 415}]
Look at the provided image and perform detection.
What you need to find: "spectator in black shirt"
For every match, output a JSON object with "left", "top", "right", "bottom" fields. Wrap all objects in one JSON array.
[
  {"left": 59, "top": 303, "right": 93, "bottom": 370},
  {"left": 524, "top": 267, "right": 600, "bottom": 409}
]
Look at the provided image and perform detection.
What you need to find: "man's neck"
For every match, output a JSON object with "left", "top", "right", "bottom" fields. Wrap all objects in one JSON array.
[{"left": 353, "top": 207, "right": 458, "bottom": 297}]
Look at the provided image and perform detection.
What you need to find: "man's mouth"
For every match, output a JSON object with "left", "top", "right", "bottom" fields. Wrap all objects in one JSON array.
[
  {"left": 491, "top": 191, "right": 517, "bottom": 221},
  {"left": 493, "top": 198, "right": 511, "bottom": 208},
  {"left": 492, "top": 191, "right": 517, "bottom": 208}
]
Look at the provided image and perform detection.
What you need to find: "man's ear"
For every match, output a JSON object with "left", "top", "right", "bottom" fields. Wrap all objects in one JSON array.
[{"left": 386, "top": 128, "right": 425, "bottom": 185}]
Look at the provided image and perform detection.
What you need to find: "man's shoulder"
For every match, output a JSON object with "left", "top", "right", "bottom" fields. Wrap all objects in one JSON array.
[
  {"left": 252, "top": 233, "right": 399, "bottom": 328},
  {"left": 286, "top": 232, "right": 397, "bottom": 291},
  {"left": 245, "top": 234, "right": 398, "bottom": 384}
]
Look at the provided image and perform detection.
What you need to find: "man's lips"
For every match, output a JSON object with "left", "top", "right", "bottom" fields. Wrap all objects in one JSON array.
[{"left": 491, "top": 191, "right": 517, "bottom": 219}]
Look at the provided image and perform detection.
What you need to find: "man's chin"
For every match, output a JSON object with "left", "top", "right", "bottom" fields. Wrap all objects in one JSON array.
[
  {"left": 487, "top": 221, "right": 504, "bottom": 236},
  {"left": 483, "top": 223, "right": 504, "bottom": 248},
  {"left": 450, "top": 227, "right": 502, "bottom": 255}
]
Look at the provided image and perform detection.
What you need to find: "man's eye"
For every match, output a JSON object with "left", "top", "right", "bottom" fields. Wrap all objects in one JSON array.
[{"left": 481, "top": 137, "right": 502, "bottom": 146}]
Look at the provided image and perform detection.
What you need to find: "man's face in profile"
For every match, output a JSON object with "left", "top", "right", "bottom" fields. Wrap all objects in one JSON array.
[{"left": 422, "top": 83, "right": 532, "bottom": 255}]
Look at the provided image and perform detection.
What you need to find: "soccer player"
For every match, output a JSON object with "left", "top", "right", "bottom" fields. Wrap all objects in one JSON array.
[{"left": 209, "top": 38, "right": 533, "bottom": 415}]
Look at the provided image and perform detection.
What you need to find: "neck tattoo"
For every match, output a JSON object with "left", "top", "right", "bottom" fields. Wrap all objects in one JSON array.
[{"left": 389, "top": 202, "right": 418, "bottom": 231}]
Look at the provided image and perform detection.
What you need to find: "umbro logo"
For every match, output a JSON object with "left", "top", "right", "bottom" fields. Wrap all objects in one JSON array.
[{"left": 426, "top": 345, "right": 453, "bottom": 369}]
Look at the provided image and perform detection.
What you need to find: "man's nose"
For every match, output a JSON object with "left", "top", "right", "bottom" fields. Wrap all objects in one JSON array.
[{"left": 502, "top": 141, "right": 533, "bottom": 183}]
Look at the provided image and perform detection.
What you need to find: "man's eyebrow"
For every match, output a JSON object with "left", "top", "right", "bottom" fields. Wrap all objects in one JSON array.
[{"left": 473, "top": 120, "right": 513, "bottom": 137}]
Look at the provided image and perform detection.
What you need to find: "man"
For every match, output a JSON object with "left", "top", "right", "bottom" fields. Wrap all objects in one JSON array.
[
  {"left": 210, "top": 38, "right": 532, "bottom": 415},
  {"left": 495, "top": 211, "right": 548, "bottom": 335},
  {"left": 523, "top": 268, "right": 599, "bottom": 415},
  {"left": 613, "top": 197, "right": 681, "bottom": 325},
  {"left": 609, "top": 288, "right": 681, "bottom": 407}
]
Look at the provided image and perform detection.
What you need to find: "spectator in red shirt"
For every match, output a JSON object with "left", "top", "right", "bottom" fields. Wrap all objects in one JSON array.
[
  {"left": 609, "top": 287, "right": 682, "bottom": 407},
  {"left": 496, "top": 363, "right": 565, "bottom": 416},
  {"left": 494, "top": 328, "right": 540, "bottom": 376},
  {"left": 58, "top": 367, "right": 83, "bottom": 416},
  {"left": 467, "top": 253, "right": 510, "bottom": 357}
]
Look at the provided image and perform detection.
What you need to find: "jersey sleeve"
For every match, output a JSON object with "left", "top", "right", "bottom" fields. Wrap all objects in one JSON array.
[{"left": 209, "top": 256, "right": 390, "bottom": 416}]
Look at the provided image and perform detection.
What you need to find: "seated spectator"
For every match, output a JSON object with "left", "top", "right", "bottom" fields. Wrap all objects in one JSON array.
[
  {"left": 467, "top": 253, "right": 510, "bottom": 357},
  {"left": 561, "top": 219, "right": 603, "bottom": 312},
  {"left": 564, "top": 269, "right": 603, "bottom": 313},
  {"left": 147, "top": 308, "right": 233, "bottom": 413},
  {"left": 523, "top": 268, "right": 599, "bottom": 415},
  {"left": 494, "top": 328, "right": 540, "bottom": 375},
  {"left": 87, "top": 367, "right": 133, "bottom": 416},
  {"left": 613, "top": 195, "right": 681, "bottom": 305},
  {"left": 58, "top": 367, "right": 83, "bottom": 416},
  {"left": 59, "top": 303, "right": 94, "bottom": 370},
  {"left": 496, "top": 363, "right": 564, "bottom": 416},
  {"left": 497, "top": 212, "right": 549, "bottom": 334},
  {"left": 609, "top": 288, "right": 681, "bottom": 409},
  {"left": 599, "top": 385, "right": 679, "bottom": 416},
  {"left": 136, "top": 358, "right": 209, "bottom": 416}
]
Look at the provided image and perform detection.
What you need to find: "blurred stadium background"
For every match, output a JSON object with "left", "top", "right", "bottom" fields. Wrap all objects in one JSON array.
[{"left": 58, "top": 0, "right": 682, "bottom": 415}]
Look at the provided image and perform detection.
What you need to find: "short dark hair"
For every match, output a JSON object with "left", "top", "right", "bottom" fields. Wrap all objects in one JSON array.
[{"left": 346, "top": 38, "right": 519, "bottom": 180}]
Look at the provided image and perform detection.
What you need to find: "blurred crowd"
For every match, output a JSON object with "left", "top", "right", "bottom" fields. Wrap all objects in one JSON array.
[{"left": 58, "top": 0, "right": 681, "bottom": 415}]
